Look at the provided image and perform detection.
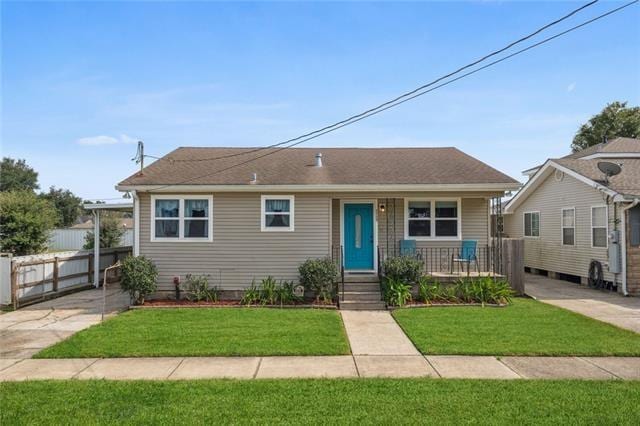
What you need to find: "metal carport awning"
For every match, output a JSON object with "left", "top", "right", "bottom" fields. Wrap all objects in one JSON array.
[{"left": 82, "top": 202, "right": 134, "bottom": 287}]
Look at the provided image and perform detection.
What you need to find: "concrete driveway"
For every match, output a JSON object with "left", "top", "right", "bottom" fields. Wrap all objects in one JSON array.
[
  {"left": 0, "top": 285, "right": 130, "bottom": 359},
  {"left": 525, "top": 273, "right": 640, "bottom": 334}
]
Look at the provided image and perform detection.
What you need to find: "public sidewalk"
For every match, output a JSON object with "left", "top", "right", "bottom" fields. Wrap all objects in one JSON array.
[{"left": 1, "top": 355, "right": 639, "bottom": 381}]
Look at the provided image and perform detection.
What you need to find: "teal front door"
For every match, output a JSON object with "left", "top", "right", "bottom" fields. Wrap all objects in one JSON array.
[{"left": 344, "top": 203, "right": 374, "bottom": 270}]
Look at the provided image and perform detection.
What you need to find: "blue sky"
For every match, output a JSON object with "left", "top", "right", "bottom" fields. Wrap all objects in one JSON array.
[{"left": 2, "top": 1, "right": 639, "bottom": 200}]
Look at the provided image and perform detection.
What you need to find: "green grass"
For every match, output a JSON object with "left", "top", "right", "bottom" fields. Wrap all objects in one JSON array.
[
  {"left": 393, "top": 298, "right": 640, "bottom": 356},
  {"left": 35, "top": 308, "right": 350, "bottom": 358},
  {"left": 2, "top": 379, "right": 639, "bottom": 425}
]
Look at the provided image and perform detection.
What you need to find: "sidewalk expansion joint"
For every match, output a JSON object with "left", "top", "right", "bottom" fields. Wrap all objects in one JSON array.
[
  {"left": 167, "top": 358, "right": 186, "bottom": 379},
  {"left": 252, "top": 357, "right": 263, "bottom": 379}
]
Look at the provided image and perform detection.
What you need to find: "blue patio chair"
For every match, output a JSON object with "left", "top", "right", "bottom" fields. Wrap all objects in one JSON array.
[
  {"left": 450, "top": 240, "right": 479, "bottom": 276},
  {"left": 399, "top": 240, "right": 422, "bottom": 260}
]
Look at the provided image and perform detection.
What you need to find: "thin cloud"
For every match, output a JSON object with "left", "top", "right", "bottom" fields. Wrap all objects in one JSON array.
[
  {"left": 567, "top": 82, "right": 576, "bottom": 92},
  {"left": 76, "top": 134, "right": 138, "bottom": 146}
]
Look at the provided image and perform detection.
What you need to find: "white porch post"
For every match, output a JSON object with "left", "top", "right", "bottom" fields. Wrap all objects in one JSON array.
[{"left": 93, "top": 210, "right": 100, "bottom": 287}]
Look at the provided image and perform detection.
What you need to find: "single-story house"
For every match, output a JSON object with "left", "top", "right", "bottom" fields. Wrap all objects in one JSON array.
[
  {"left": 504, "top": 137, "right": 640, "bottom": 296},
  {"left": 116, "top": 147, "right": 520, "bottom": 300}
]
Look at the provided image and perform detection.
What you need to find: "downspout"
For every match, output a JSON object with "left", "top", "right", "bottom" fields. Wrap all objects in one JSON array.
[
  {"left": 132, "top": 190, "right": 140, "bottom": 257},
  {"left": 93, "top": 210, "right": 100, "bottom": 288},
  {"left": 621, "top": 198, "right": 640, "bottom": 296}
]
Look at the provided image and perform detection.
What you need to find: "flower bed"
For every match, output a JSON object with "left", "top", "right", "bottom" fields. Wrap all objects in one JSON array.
[
  {"left": 134, "top": 298, "right": 337, "bottom": 309},
  {"left": 388, "top": 301, "right": 508, "bottom": 310}
]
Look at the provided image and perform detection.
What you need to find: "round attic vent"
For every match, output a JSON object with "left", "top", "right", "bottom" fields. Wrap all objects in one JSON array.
[{"left": 554, "top": 169, "right": 564, "bottom": 182}]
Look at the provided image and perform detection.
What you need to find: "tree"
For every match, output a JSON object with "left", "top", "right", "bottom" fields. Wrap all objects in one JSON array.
[
  {"left": 0, "top": 191, "right": 57, "bottom": 255},
  {"left": 0, "top": 158, "right": 39, "bottom": 192},
  {"left": 571, "top": 101, "right": 640, "bottom": 152},
  {"left": 83, "top": 213, "right": 125, "bottom": 249},
  {"left": 41, "top": 186, "right": 83, "bottom": 227}
]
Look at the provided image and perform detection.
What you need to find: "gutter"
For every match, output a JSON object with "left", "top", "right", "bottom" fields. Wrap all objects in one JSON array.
[
  {"left": 620, "top": 198, "right": 640, "bottom": 296},
  {"left": 115, "top": 183, "right": 522, "bottom": 193}
]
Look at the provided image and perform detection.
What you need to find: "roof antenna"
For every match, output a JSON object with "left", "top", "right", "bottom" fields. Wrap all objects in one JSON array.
[{"left": 132, "top": 141, "right": 144, "bottom": 172}]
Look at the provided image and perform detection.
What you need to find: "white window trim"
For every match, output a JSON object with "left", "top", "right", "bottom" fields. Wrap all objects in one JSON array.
[
  {"left": 523, "top": 211, "right": 540, "bottom": 238},
  {"left": 261, "top": 195, "right": 295, "bottom": 232},
  {"left": 590, "top": 205, "right": 608, "bottom": 249},
  {"left": 150, "top": 195, "right": 213, "bottom": 242},
  {"left": 404, "top": 198, "right": 462, "bottom": 241},
  {"left": 561, "top": 207, "right": 575, "bottom": 246}
]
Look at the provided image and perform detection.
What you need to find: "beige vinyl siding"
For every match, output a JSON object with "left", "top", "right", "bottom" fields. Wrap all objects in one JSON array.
[
  {"left": 504, "top": 172, "right": 617, "bottom": 282},
  {"left": 139, "top": 192, "right": 331, "bottom": 292},
  {"left": 140, "top": 191, "right": 496, "bottom": 293}
]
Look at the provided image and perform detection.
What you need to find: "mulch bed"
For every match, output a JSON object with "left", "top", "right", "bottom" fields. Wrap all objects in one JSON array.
[
  {"left": 132, "top": 299, "right": 338, "bottom": 309},
  {"left": 388, "top": 301, "right": 509, "bottom": 309}
]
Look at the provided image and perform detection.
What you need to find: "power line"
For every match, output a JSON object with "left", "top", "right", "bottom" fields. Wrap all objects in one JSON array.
[
  {"left": 157, "top": 0, "right": 599, "bottom": 164},
  {"left": 146, "top": 0, "right": 638, "bottom": 192}
]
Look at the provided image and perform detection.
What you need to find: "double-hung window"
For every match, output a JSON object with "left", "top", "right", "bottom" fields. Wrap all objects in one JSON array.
[
  {"left": 561, "top": 208, "right": 575, "bottom": 246},
  {"left": 591, "top": 206, "right": 608, "bottom": 248},
  {"left": 524, "top": 212, "right": 540, "bottom": 237},
  {"left": 405, "top": 199, "right": 460, "bottom": 239},
  {"left": 261, "top": 195, "right": 294, "bottom": 232},
  {"left": 152, "top": 195, "right": 212, "bottom": 241}
]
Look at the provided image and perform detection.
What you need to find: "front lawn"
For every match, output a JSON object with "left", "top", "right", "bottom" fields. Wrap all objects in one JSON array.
[
  {"left": 35, "top": 308, "right": 350, "bottom": 358},
  {"left": 2, "top": 380, "right": 639, "bottom": 425},
  {"left": 393, "top": 298, "right": 640, "bottom": 356}
]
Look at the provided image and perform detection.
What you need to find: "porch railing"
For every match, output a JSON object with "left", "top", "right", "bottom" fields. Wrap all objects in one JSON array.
[
  {"left": 330, "top": 245, "right": 345, "bottom": 304},
  {"left": 377, "top": 245, "right": 501, "bottom": 277}
]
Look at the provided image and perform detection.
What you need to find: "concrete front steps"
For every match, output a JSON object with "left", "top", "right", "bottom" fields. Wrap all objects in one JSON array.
[{"left": 339, "top": 275, "right": 386, "bottom": 310}]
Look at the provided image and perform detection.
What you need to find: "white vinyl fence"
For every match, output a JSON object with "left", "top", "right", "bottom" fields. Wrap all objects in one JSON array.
[
  {"left": 0, "top": 247, "right": 132, "bottom": 308},
  {"left": 48, "top": 229, "right": 134, "bottom": 251}
]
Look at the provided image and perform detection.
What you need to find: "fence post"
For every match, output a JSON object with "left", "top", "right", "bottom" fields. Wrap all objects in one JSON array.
[
  {"left": 88, "top": 254, "right": 93, "bottom": 284},
  {"left": 11, "top": 263, "right": 19, "bottom": 310},
  {"left": 502, "top": 238, "right": 524, "bottom": 295},
  {"left": 53, "top": 257, "right": 59, "bottom": 292}
]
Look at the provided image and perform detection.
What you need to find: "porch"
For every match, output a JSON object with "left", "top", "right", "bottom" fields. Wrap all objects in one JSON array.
[{"left": 330, "top": 195, "right": 505, "bottom": 278}]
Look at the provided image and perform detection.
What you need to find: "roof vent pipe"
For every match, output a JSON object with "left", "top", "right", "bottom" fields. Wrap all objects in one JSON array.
[
  {"left": 315, "top": 153, "right": 323, "bottom": 167},
  {"left": 250, "top": 173, "right": 257, "bottom": 184}
]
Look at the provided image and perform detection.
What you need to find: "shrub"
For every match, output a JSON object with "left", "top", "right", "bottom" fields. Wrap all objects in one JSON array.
[
  {"left": 0, "top": 190, "right": 57, "bottom": 255},
  {"left": 299, "top": 258, "right": 338, "bottom": 303},
  {"left": 241, "top": 278, "right": 302, "bottom": 306},
  {"left": 120, "top": 255, "right": 158, "bottom": 305},
  {"left": 382, "top": 256, "right": 423, "bottom": 284},
  {"left": 383, "top": 277, "right": 413, "bottom": 307},
  {"left": 418, "top": 276, "right": 513, "bottom": 306},
  {"left": 83, "top": 213, "right": 125, "bottom": 250},
  {"left": 241, "top": 280, "right": 261, "bottom": 306},
  {"left": 276, "top": 281, "right": 299, "bottom": 305},
  {"left": 185, "top": 274, "right": 218, "bottom": 302},
  {"left": 459, "top": 277, "right": 514, "bottom": 305},
  {"left": 260, "top": 276, "right": 279, "bottom": 305},
  {"left": 418, "top": 275, "right": 441, "bottom": 304}
]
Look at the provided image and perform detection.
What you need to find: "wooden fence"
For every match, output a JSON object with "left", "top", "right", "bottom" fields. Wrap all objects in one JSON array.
[{"left": 1, "top": 246, "right": 132, "bottom": 309}]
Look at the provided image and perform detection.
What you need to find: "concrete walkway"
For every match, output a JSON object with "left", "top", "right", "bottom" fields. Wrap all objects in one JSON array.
[
  {"left": 0, "top": 285, "right": 130, "bottom": 359},
  {"left": 525, "top": 273, "right": 640, "bottom": 333},
  {"left": 1, "top": 355, "right": 638, "bottom": 381},
  {"left": 340, "top": 310, "right": 420, "bottom": 355}
]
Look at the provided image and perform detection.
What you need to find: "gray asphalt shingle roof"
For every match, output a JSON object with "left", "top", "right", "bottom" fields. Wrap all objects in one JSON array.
[{"left": 119, "top": 147, "right": 519, "bottom": 187}]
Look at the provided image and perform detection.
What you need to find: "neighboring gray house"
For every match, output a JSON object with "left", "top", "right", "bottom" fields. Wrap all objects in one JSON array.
[
  {"left": 504, "top": 137, "right": 640, "bottom": 296},
  {"left": 116, "top": 147, "right": 520, "bottom": 302}
]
